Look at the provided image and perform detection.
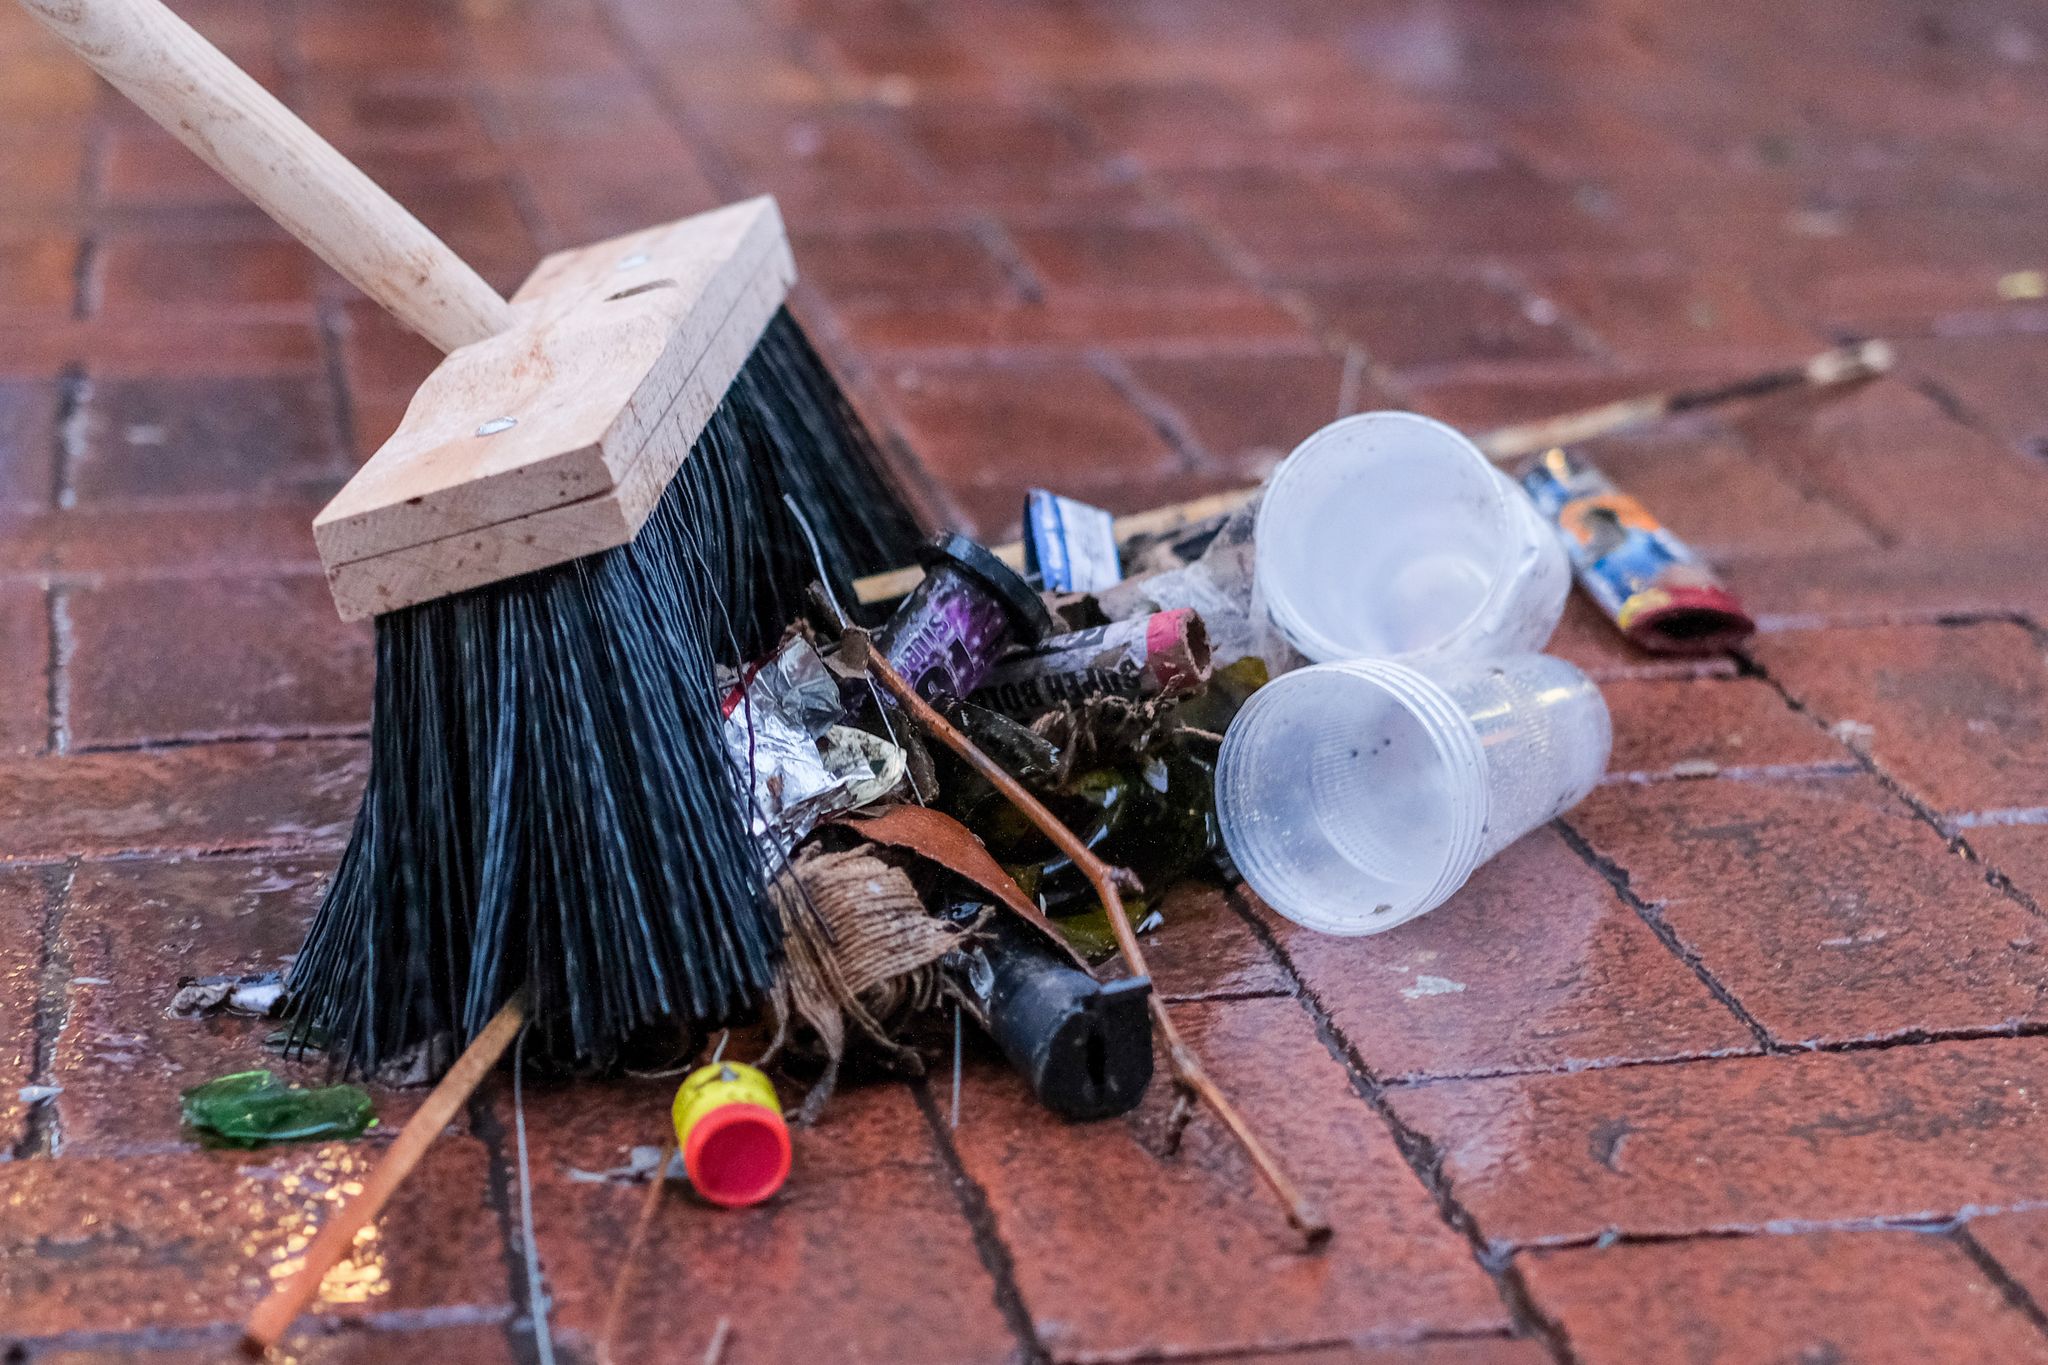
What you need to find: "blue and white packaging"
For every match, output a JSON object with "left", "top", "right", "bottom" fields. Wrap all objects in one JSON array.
[{"left": 1022, "top": 489, "right": 1121, "bottom": 593}]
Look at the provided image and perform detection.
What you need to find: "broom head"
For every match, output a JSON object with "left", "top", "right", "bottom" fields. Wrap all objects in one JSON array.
[{"left": 289, "top": 197, "right": 926, "bottom": 1072}]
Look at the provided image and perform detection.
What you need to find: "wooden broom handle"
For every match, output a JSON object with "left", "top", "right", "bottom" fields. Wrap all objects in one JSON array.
[{"left": 19, "top": 0, "right": 513, "bottom": 353}]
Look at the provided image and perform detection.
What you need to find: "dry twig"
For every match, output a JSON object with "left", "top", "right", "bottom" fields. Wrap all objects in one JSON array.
[
  {"left": 1476, "top": 338, "right": 1892, "bottom": 461},
  {"left": 855, "top": 637, "right": 1331, "bottom": 1245},
  {"left": 598, "top": 1143, "right": 677, "bottom": 1365}
]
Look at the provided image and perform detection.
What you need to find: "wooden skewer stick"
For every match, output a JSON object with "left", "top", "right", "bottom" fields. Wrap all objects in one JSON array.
[
  {"left": 598, "top": 1142, "right": 678, "bottom": 1365},
  {"left": 850, "top": 340, "right": 1895, "bottom": 605},
  {"left": 241, "top": 995, "right": 529, "bottom": 1357},
  {"left": 1473, "top": 338, "right": 1894, "bottom": 462},
  {"left": 855, "top": 638, "right": 1332, "bottom": 1245}
]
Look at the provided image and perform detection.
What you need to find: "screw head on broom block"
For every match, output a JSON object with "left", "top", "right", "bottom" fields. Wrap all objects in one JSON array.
[{"left": 315, "top": 196, "right": 798, "bottom": 620}]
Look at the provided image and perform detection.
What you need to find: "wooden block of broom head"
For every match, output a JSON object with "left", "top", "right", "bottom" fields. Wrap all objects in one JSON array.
[{"left": 315, "top": 196, "right": 796, "bottom": 620}]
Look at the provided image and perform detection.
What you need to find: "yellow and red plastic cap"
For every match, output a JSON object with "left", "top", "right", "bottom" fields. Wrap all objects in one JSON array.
[{"left": 672, "top": 1061, "right": 791, "bottom": 1208}]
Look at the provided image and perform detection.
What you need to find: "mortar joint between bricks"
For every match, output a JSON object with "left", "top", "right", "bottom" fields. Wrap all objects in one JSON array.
[
  {"left": 1953, "top": 1224, "right": 2048, "bottom": 1343},
  {"left": 969, "top": 213, "right": 1047, "bottom": 304},
  {"left": 314, "top": 297, "right": 362, "bottom": 477},
  {"left": 14, "top": 860, "right": 79, "bottom": 1161},
  {"left": 463, "top": 1083, "right": 555, "bottom": 1365},
  {"left": 1089, "top": 347, "right": 1212, "bottom": 474},
  {"left": 1737, "top": 644, "right": 2048, "bottom": 927},
  {"left": 784, "top": 293, "right": 958, "bottom": 529},
  {"left": 69, "top": 236, "right": 100, "bottom": 324},
  {"left": 72, "top": 725, "right": 374, "bottom": 756},
  {"left": 582, "top": 0, "right": 749, "bottom": 208},
  {"left": 1549, "top": 816, "right": 1782, "bottom": 1055},
  {"left": 1222, "top": 886, "right": 1582, "bottom": 1364},
  {"left": 908, "top": 1079, "right": 1051, "bottom": 1365},
  {"left": 1375, "top": 1044, "right": 1768, "bottom": 1091},
  {"left": 52, "top": 365, "right": 88, "bottom": 514},
  {"left": 44, "top": 585, "right": 72, "bottom": 757}
]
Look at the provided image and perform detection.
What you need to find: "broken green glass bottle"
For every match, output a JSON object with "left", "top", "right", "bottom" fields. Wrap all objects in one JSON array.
[{"left": 179, "top": 1069, "right": 376, "bottom": 1147}]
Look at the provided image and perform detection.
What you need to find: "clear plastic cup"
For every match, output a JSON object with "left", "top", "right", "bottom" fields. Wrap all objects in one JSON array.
[
  {"left": 1254, "top": 411, "right": 1571, "bottom": 669},
  {"left": 1216, "top": 652, "right": 1610, "bottom": 935}
]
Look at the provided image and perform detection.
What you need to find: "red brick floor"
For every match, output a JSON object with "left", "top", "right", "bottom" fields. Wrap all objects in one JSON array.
[{"left": 4, "top": 0, "right": 2048, "bottom": 1361}]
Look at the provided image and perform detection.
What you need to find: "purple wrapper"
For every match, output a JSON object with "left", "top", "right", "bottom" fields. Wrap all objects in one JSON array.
[
  {"left": 878, "top": 565, "right": 1016, "bottom": 701},
  {"left": 877, "top": 533, "right": 1058, "bottom": 702}
]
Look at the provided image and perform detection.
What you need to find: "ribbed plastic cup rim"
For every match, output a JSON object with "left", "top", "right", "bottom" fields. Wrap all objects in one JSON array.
[
  {"left": 1218, "top": 658, "right": 1492, "bottom": 936},
  {"left": 1256, "top": 411, "right": 1525, "bottom": 667}
]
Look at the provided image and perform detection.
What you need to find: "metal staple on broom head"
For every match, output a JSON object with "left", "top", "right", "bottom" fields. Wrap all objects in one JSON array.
[{"left": 288, "top": 313, "right": 927, "bottom": 1074}]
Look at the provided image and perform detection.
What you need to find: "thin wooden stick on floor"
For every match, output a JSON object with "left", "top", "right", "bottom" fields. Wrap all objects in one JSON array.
[
  {"left": 598, "top": 1143, "right": 678, "bottom": 1365},
  {"left": 849, "top": 339, "right": 1895, "bottom": 605},
  {"left": 857, "top": 640, "right": 1332, "bottom": 1245},
  {"left": 241, "top": 995, "right": 528, "bottom": 1356},
  {"left": 1475, "top": 338, "right": 1893, "bottom": 461}
]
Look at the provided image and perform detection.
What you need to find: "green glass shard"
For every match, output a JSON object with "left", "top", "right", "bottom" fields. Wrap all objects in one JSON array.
[
  {"left": 1052, "top": 896, "right": 1164, "bottom": 963},
  {"left": 179, "top": 1069, "right": 376, "bottom": 1147}
]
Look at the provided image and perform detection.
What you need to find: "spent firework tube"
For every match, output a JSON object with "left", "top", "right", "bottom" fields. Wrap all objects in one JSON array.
[
  {"left": 1519, "top": 447, "right": 1755, "bottom": 654},
  {"left": 972, "top": 610, "right": 1213, "bottom": 716},
  {"left": 876, "top": 532, "right": 1057, "bottom": 702}
]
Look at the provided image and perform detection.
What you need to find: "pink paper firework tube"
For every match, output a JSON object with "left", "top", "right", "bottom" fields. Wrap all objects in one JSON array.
[{"left": 972, "top": 610, "right": 1213, "bottom": 716}]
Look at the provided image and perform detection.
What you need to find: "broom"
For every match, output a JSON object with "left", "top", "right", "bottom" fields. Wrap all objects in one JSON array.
[{"left": 24, "top": 0, "right": 927, "bottom": 1071}]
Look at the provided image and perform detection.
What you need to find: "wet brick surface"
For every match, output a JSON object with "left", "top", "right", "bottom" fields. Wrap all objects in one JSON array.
[
  {"left": 64, "top": 575, "right": 373, "bottom": 747},
  {"left": 0, "top": 1142, "right": 508, "bottom": 1338},
  {"left": 51, "top": 854, "right": 342, "bottom": 1155},
  {"left": 1255, "top": 830, "right": 1757, "bottom": 1081},
  {"left": 0, "top": 741, "right": 366, "bottom": 862},
  {"left": 70, "top": 372, "right": 346, "bottom": 506},
  {"left": 1521, "top": 1231, "right": 2048, "bottom": 1364},
  {"left": 0, "top": 579, "right": 48, "bottom": 754},
  {"left": 1389, "top": 1038, "right": 2048, "bottom": 1247},
  {"left": 0, "top": 865, "right": 56, "bottom": 1152},
  {"left": 1126, "top": 880, "right": 1295, "bottom": 1003},
  {"left": 948, "top": 996, "right": 1509, "bottom": 1359},
  {"left": 1599, "top": 676, "right": 1851, "bottom": 779},
  {"left": 1968, "top": 1208, "right": 2048, "bottom": 1315},
  {"left": 1567, "top": 773, "right": 2048, "bottom": 1046},
  {"left": 6, "top": 0, "right": 2048, "bottom": 1359},
  {"left": 1581, "top": 433, "right": 1880, "bottom": 565},
  {"left": 500, "top": 1076, "right": 1017, "bottom": 1365},
  {"left": 1747, "top": 621, "right": 2048, "bottom": 818},
  {"left": 1971, "top": 823, "right": 2048, "bottom": 913},
  {"left": 0, "top": 377, "right": 57, "bottom": 511}
]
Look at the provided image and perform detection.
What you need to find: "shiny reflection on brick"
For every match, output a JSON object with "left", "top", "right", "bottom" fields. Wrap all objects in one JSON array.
[{"left": 0, "top": 1143, "right": 506, "bottom": 1337}]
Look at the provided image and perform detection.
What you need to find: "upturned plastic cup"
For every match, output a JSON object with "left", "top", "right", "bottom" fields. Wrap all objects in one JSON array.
[
  {"left": 1254, "top": 411, "right": 1571, "bottom": 669},
  {"left": 1216, "top": 652, "right": 1610, "bottom": 935}
]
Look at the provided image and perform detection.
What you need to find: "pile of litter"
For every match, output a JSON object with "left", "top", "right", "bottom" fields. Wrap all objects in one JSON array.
[
  {"left": 180, "top": 403, "right": 1761, "bottom": 1159},
  {"left": 171, "top": 374, "right": 1839, "bottom": 1346}
]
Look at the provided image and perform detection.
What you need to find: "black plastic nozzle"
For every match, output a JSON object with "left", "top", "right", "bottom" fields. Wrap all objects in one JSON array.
[{"left": 963, "top": 913, "right": 1153, "bottom": 1121}]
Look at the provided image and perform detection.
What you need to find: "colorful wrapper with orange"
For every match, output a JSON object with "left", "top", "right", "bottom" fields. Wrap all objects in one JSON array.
[{"left": 1519, "top": 447, "right": 1754, "bottom": 654}]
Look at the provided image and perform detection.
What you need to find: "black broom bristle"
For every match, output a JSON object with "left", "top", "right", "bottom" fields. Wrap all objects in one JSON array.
[{"left": 287, "top": 309, "right": 926, "bottom": 1073}]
